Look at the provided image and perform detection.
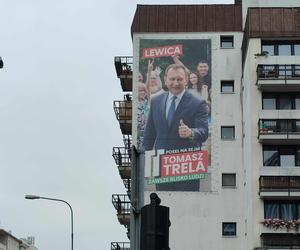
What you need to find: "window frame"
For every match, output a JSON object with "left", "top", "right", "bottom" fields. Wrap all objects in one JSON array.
[
  {"left": 220, "top": 36, "right": 234, "bottom": 49},
  {"left": 262, "top": 93, "right": 300, "bottom": 110},
  {"left": 222, "top": 222, "right": 237, "bottom": 236},
  {"left": 222, "top": 173, "right": 237, "bottom": 188},
  {"left": 264, "top": 200, "right": 300, "bottom": 220},
  {"left": 221, "top": 126, "right": 235, "bottom": 140},
  {"left": 221, "top": 80, "right": 234, "bottom": 93},
  {"left": 263, "top": 145, "right": 300, "bottom": 167},
  {"left": 261, "top": 40, "right": 300, "bottom": 56}
]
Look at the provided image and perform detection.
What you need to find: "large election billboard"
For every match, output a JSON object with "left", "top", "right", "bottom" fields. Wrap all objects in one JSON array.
[{"left": 136, "top": 39, "right": 212, "bottom": 192}]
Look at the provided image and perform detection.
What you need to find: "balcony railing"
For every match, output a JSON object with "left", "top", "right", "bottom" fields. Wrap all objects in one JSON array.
[
  {"left": 112, "top": 194, "right": 131, "bottom": 214},
  {"left": 261, "top": 233, "right": 300, "bottom": 249},
  {"left": 112, "top": 147, "right": 131, "bottom": 179},
  {"left": 112, "top": 194, "right": 131, "bottom": 226},
  {"left": 111, "top": 242, "right": 130, "bottom": 250},
  {"left": 259, "top": 176, "right": 300, "bottom": 193},
  {"left": 114, "top": 56, "right": 133, "bottom": 77},
  {"left": 112, "top": 147, "right": 131, "bottom": 167},
  {"left": 257, "top": 64, "right": 300, "bottom": 81},
  {"left": 113, "top": 95, "right": 132, "bottom": 135},
  {"left": 114, "top": 56, "right": 133, "bottom": 92},
  {"left": 258, "top": 119, "right": 300, "bottom": 142}
]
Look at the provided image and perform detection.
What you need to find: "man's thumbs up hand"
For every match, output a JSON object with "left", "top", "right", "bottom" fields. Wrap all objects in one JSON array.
[{"left": 179, "top": 119, "right": 192, "bottom": 138}]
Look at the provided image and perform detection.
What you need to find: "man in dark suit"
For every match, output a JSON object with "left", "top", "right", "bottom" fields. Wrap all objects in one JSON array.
[{"left": 143, "top": 64, "right": 209, "bottom": 191}]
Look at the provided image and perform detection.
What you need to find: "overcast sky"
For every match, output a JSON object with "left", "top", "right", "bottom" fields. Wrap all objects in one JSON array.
[{"left": 0, "top": 0, "right": 232, "bottom": 249}]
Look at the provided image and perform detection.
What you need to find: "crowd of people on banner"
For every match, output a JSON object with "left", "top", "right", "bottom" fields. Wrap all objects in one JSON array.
[{"left": 137, "top": 55, "right": 212, "bottom": 152}]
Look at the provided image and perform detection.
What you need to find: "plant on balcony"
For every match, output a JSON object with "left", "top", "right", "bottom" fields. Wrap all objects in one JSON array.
[
  {"left": 261, "top": 218, "right": 300, "bottom": 231},
  {"left": 255, "top": 51, "right": 269, "bottom": 57}
]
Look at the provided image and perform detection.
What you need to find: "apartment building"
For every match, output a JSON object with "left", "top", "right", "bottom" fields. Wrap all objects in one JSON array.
[
  {"left": 0, "top": 229, "right": 37, "bottom": 250},
  {"left": 111, "top": 1, "right": 300, "bottom": 249}
]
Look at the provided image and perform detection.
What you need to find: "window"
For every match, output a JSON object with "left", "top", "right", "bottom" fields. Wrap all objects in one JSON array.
[
  {"left": 263, "top": 147, "right": 279, "bottom": 166},
  {"left": 263, "top": 146, "right": 300, "bottom": 166},
  {"left": 221, "top": 80, "right": 234, "bottom": 93},
  {"left": 278, "top": 95, "right": 292, "bottom": 109},
  {"left": 221, "top": 36, "right": 234, "bottom": 48},
  {"left": 262, "top": 44, "right": 274, "bottom": 56},
  {"left": 222, "top": 174, "right": 236, "bottom": 187},
  {"left": 264, "top": 201, "right": 300, "bottom": 221},
  {"left": 222, "top": 222, "right": 236, "bottom": 236},
  {"left": 221, "top": 126, "right": 235, "bottom": 140},
  {"left": 261, "top": 40, "right": 300, "bottom": 56},
  {"left": 262, "top": 93, "right": 300, "bottom": 110},
  {"left": 294, "top": 44, "right": 300, "bottom": 55},
  {"left": 262, "top": 95, "right": 276, "bottom": 110},
  {"left": 278, "top": 44, "right": 292, "bottom": 56}
]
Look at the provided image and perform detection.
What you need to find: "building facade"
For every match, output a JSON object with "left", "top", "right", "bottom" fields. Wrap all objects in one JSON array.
[
  {"left": 112, "top": 0, "right": 300, "bottom": 249},
  {"left": 0, "top": 229, "right": 38, "bottom": 250}
]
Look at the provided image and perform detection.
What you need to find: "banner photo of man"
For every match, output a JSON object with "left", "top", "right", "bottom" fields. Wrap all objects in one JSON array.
[{"left": 136, "top": 39, "right": 212, "bottom": 192}]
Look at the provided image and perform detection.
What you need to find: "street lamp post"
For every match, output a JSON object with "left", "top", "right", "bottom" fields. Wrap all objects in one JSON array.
[{"left": 25, "top": 194, "right": 74, "bottom": 250}]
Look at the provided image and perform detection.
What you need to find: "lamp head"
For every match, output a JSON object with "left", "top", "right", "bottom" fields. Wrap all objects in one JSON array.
[{"left": 25, "top": 195, "right": 40, "bottom": 200}]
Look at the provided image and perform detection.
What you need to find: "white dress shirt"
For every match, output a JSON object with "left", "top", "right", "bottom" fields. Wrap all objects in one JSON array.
[{"left": 165, "top": 89, "right": 186, "bottom": 119}]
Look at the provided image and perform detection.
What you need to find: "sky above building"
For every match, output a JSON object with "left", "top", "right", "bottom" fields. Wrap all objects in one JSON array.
[{"left": 0, "top": 0, "right": 232, "bottom": 249}]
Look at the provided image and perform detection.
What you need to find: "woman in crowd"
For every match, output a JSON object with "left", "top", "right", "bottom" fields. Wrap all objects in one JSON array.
[
  {"left": 137, "top": 72, "right": 150, "bottom": 151},
  {"left": 146, "top": 59, "right": 164, "bottom": 96},
  {"left": 188, "top": 72, "right": 209, "bottom": 103}
]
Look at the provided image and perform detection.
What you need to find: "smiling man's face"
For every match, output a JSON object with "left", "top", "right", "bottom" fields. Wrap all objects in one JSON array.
[{"left": 165, "top": 68, "right": 188, "bottom": 96}]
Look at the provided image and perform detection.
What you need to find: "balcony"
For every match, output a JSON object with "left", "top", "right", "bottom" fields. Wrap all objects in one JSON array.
[
  {"left": 257, "top": 64, "right": 300, "bottom": 91},
  {"left": 261, "top": 233, "right": 300, "bottom": 249},
  {"left": 259, "top": 176, "right": 300, "bottom": 198},
  {"left": 260, "top": 223, "right": 299, "bottom": 235},
  {"left": 258, "top": 119, "right": 300, "bottom": 144},
  {"left": 111, "top": 242, "right": 130, "bottom": 250},
  {"left": 114, "top": 56, "right": 133, "bottom": 92},
  {"left": 112, "top": 194, "right": 131, "bottom": 227},
  {"left": 112, "top": 147, "right": 131, "bottom": 179},
  {"left": 260, "top": 166, "right": 300, "bottom": 178},
  {"left": 113, "top": 95, "right": 132, "bottom": 135}
]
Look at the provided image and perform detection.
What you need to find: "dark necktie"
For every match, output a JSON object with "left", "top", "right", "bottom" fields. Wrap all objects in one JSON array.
[{"left": 167, "top": 96, "right": 177, "bottom": 127}]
